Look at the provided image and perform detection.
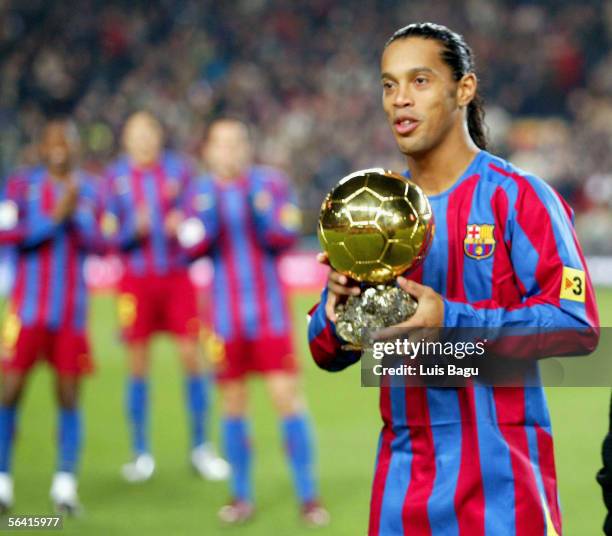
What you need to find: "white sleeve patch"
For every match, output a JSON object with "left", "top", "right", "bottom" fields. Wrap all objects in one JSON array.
[
  {"left": 178, "top": 217, "right": 206, "bottom": 248},
  {"left": 0, "top": 201, "right": 18, "bottom": 231}
]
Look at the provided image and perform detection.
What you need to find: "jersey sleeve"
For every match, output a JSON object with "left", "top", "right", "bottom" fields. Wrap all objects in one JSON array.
[
  {"left": 443, "top": 174, "right": 599, "bottom": 357},
  {"left": 250, "top": 171, "right": 301, "bottom": 251},
  {"left": 0, "top": 173, "right": 60, "bottom": 249},
  {"left": 308, "top": 288, "right": 362, "bottom": 372}
]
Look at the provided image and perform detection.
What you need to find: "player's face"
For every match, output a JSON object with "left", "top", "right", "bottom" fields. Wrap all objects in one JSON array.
[
  {"left": 123, "top": 113, "right": 163, "bottom": 167},
  {"left": 204, "top": 121, "right": 252, "bottom": 179},
  {"left": 381, "top": 37, "right": 462, "bottom": 157},
  {"left": 39, "top": 122, "right": 78, "bottom": 172}
]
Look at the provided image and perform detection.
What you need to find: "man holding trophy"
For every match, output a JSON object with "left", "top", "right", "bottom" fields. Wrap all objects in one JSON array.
[{"left": 308, "top": 23, "right": 599, "bottom": 535}]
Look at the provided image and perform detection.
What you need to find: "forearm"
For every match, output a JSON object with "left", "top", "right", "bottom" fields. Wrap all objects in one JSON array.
[
  {"left": 308, "top": 291, "right": 361, "bottom": 372},
  {"left": 253, "top": 212, "right": 299, "bottom": 250},
  {"left": 107, "top": 220, "right": 142, "bottom": 252},
  {"left": 177, "top": 215, "right": 218, "bottom": 260},
  {"left": 444, "top": 298, "right": 599, "bottom": 358},
  {"left": 20, "top": 217, "right": 62, "bottom": 249},
  {"left": 72, "top": 217, "right": 109, "bottom": 255}
]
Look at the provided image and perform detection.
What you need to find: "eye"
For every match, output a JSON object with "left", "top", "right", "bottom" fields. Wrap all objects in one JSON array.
[
  {"left": 381, "top": 80, "right": 394, "bottom": 90},
  {"left": 414, "top": 76, "right": 429, "bottom": 86}
]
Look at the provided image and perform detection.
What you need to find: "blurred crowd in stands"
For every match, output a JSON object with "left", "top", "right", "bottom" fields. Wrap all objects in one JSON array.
[{"left": 0, "top": 0, "right": 611, "bottom": 253}]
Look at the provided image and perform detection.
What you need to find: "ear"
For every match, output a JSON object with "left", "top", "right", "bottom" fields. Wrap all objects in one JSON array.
[{"left": 457, "top": 73, "right": 477, "bottom": 108}]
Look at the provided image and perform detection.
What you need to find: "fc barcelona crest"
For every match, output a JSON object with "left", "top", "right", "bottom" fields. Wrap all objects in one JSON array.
[{"left": 464, "top": 223, "right": 495, "bottom": 260}]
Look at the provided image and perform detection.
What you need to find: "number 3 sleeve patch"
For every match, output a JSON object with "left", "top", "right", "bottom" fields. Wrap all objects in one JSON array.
[{"left": 560, "top": 266, "right": 586, "bottom": 302}]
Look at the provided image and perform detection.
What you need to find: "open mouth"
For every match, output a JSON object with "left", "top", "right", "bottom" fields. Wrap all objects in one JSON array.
[{"left": 394, "top": 117, "right": 420, "bottom": 135}]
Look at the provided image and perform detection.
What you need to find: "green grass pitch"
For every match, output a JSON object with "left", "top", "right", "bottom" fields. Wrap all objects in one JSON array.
[{"left": 5, "top": 289, "right": 612, "bottom": 535}]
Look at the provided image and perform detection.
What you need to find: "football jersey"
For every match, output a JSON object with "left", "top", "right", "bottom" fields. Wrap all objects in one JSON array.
[
  {"left": 105, "top": 151, "right": 192, "bottom": 277},
  {"left": 183, "top": 166, "right": 301, "bottom": 341},
  {"left": 0, "top": 166, "right": 104, "bottom": 331},
  {"left": 308, "top": 150, "right": 599, "bottom": 536}
]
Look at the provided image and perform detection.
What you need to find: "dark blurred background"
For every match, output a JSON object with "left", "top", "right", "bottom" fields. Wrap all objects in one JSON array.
[{"left": 1, "top": 0, "right": 611, "bottom": 253}]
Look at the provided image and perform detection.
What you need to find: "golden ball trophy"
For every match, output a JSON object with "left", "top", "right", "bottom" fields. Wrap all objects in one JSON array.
[{"left": 318, "top": 168, "right": 434, "bottom": 349}]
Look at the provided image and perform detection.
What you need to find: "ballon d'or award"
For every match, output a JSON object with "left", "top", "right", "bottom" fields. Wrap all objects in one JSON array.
[{"left": 318, "top": 168, "right": 434, "bottom": 349}]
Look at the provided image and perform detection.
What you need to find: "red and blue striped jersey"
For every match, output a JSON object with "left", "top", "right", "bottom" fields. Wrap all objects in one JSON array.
[
  {"left": 184, "top": 166, "right": 301, "bottom": 341},
  {"left": 308, "top": 151, "right": 599, "bottom": 536},
  {"left": 105, "top": 151, "right": 192, "bottom": 277},
  {"left": 0, "top": 166, "right": 104, "bottom": 332}
]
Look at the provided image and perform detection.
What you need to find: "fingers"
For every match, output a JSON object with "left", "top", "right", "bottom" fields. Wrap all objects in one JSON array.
[
  {"left": 397, "top": 276, "right": 427, "bottom": 299},
  {"left": 372, "top": 326, "right": 396, "bottom": 341},
  {"left": 372, "top": 317, "right": 417, "bottom": 341},
  {"left": 135, "top": 206, "right": 151, "bottom": 237},
  {"left": 316, "top": 252, "right": 329, "bottom": 265},
  {"left": 328, "top": 270, "right": 360, "bottom": 297},
  {"left": 317, "top": 252, "right": 359, "bottom": 294},
  {"left": 329, "top": 270, "right": 347, "bottom": 285},
  {"left": 322, "top": 266, "right": 360, "bottom": 322},
  {"left": 372, "top": 313, "right": 437, "bottom": 343},
  {"left": 325, "top": 292, "right": 338, "bottom": 323},
  {"left": 164, "top": 210, "right": 184, "bottom": 235},
  {"left": 328, "top": 282, "right": 358, "bottom": 297}
]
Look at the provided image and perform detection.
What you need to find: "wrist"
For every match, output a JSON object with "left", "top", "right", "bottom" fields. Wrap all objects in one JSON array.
[{"left": 52, "top": 211, "right": 69, "bottom": 224}]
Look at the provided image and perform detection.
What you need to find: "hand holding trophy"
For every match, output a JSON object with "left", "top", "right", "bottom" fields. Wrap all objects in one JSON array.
[{"left": 318, "top": 169, "right": 434, "bottom": 349}]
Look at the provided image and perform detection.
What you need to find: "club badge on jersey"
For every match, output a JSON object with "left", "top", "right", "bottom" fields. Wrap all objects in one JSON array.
[
  {"left": 464, "top": 223, "right": 496, "bottom": 260},
  {"left": 279, "top": 203, "right": 302, "bottom": 232}
]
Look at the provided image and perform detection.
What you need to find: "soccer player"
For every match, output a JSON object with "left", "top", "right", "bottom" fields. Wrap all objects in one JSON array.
[
  {"left": 178, "top": 118, "right": 329, "bottom": 526},
  {"left": 0, "top": 119, "right": 102, "bottom": 514},
  {"left": 105, "top": 111, "right": 228, "bottom": 482},
  {"left": 308, "top": 23, "right": 599, "bottom": 535}
]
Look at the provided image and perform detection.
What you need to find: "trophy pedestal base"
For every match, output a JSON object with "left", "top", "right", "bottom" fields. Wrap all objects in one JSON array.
[{"left": 335, "top": 285, "right": 417, "bottom": 349}]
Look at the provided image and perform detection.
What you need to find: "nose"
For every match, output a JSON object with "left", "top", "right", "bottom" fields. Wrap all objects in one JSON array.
[{"left": 393, "top": 84, "right": 414, "bottom": 108}]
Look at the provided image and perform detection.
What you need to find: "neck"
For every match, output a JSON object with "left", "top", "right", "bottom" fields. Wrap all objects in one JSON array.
[
  {"left": 406, "top": 127, "right": 480, "bottom": 196},
  {"left": 130, "top": 158, "right": 158, "bottom": 170},
  {"left": 214, "top": 166, "right": 247, "bottom": 182},
  {"left": 47, "top": 165, "right": 73, "bottom": 182}
]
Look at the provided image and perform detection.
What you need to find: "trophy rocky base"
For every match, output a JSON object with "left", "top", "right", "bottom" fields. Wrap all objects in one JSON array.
[{"left": 335, "top": 285, "right": 418, "bottom": 350}]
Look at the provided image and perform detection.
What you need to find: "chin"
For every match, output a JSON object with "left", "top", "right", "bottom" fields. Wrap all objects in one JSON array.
[
  {"left": 398, "top": 137, "right": 432, "bottom": 158},
  {"left": 396, "top": 139, "right": 418, "bottom": 156}
]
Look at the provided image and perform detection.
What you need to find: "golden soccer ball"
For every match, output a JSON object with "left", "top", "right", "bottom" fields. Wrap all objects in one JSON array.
[{"left": 318, "top": 168, "right": 434, "bottom": 283}]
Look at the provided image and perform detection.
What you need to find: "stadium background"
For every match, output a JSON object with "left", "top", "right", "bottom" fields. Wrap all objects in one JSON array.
[{"left": 0, "top": 0, "right": 611, "bottom": 534}]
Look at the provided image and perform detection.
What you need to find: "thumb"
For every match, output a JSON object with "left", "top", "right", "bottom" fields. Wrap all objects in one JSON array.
[
  {"left": 397, "top": 276, "right": 426, "bottom": 299},
  {"left": 325, "top": 290, "right": 338, "bottom": 322}
]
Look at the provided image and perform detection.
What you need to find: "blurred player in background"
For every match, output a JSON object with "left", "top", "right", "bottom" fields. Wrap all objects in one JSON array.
[
  {"left": 0, "top": 119, "right": 103, "bottom": 514},
  {"left": 309, "top": 23, "right": 599, "bottom": 535},
  {"left": 178, "top": 118, "right": 329, "bottom": 526},
  {"left": 104, "top": 111, "right": 228, "bottom": 483}
]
